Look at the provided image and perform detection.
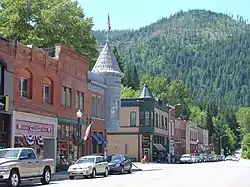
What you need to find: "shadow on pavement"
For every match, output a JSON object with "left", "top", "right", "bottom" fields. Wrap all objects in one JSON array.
[{"left": 141, "top": 169, "right": 163, "bottom": 172}]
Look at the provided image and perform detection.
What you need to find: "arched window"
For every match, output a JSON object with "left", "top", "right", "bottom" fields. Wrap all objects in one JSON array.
[
  {"left": 0, "top": 63, "right": 5, "bottom": 95},
  {"left": 130, "top": 111, "right": 136, "bottom": 127},
  {"left": 19, "top": 68, "right": 32, "bottom": 99},
  {"left": 42, "top": 77, "right": 53, "bottom": 104}
]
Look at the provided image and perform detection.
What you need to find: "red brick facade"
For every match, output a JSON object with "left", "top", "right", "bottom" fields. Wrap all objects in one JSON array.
[{"left": 11, "top": 41, "right": 105, "bottom": 157}]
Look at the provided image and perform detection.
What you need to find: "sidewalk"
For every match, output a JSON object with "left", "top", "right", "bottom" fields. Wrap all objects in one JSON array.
[{"left": 52, "top": 162, "right": 164, "bottom": 181}]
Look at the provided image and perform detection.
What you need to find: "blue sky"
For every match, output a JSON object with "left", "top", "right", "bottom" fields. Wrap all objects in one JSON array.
[{"left": 79, "top": 0, "right": 250, "bottom": 30}]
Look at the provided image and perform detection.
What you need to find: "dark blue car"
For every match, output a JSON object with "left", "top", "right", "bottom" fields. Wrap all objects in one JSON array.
[{"left": 106, "top": 154, "right": 132, "bottom": 174}]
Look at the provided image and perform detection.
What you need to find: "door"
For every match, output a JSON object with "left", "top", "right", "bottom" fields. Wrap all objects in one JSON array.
[
  {"left": 122, "top": 155, "right": 130, "bottom": 170},
  {"left": 142, "top": 148, "right": 149, "bottom": 158},
  {"left": 26, "top": 148, "right": 40, "bottom": 176},
  {"left": 95, "top": 157, "right": 103, "bottom": 174},
  {"left": 19, "top": 149, "right": 30, "bottom": 178}
]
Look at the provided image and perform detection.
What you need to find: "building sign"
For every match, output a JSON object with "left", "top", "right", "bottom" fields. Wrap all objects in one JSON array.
[
  {"left": 28, "top": 124, "right": 41, "bottom": 133},
  {"left": 15, "top": 120, "right": 54, "bottom": 138}
]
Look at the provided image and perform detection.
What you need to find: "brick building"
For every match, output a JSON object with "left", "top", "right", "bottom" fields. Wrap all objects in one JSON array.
[
  {"left": 0, "top": 37, "right": 15, "bottom": 149},
  {"left": 9, "top": 41, "right": 107, "bottom": 168}
]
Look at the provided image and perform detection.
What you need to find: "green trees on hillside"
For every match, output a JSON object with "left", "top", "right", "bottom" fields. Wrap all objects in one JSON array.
[
  {"left": 0, "top": 0, "right": 98, "bottom": 67},
  {"left": 236, "top": 107, "right": 250, "bottom": 158},
  {"left": 94, "top": 9, "right": 250, "bottom": 107}
]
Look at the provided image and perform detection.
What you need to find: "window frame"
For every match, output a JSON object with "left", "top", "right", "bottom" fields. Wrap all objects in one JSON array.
[
  {"left": 97, "top": 96, "right": 102, "bottom": 118},
  {"left": 130, "top": 111, "right": 136, "bottom": 127},
  {"left": 43, "top": 84, "right": 51, "bottom": 104},
  {"left": 92, "top": 94, "right": 97, "bottom": 117},
  {"left": 19, "top": 77, "right": 28, "bottom": 98}
]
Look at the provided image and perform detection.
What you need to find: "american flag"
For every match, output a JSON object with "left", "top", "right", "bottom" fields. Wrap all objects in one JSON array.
[
  {"left": 84, "top": 121, "right": 94, "bottom": 140},
  {"left": 108, "top": 13, "right": 111, "bottom": 31}
]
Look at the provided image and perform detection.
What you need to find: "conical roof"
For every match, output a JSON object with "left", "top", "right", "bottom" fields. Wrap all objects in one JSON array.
[
  {"left": 91, "top": 41, "right": 123, "bottom": 77},
  {"left": 139, "top": 84, "right": 154, "bottom": 98}
]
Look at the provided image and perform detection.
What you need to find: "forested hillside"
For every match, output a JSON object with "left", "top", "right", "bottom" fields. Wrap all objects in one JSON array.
[{"left": 94, "top": 9, "right": 250, "bottom": 108}]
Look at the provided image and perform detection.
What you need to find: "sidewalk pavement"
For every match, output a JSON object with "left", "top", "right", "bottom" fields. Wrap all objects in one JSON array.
[{"left": 52, "top": 162, "right": 165, "bottom": 181}]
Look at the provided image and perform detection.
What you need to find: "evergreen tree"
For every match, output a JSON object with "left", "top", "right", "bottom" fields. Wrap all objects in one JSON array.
[
  {"left": 113, "top": 47, "right": 124, "bottom": 72},
  {"left": 130, "top": 64, "right": 140, "bottom": 90}
]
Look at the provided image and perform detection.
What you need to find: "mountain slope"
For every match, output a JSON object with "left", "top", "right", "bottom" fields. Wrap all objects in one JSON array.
[{"left": 94, "top": 9, "right": 250, "bottom": 107}]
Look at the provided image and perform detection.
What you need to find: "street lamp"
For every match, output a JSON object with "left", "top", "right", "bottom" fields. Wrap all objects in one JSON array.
[
  {"left": 76, "top": 109, "right": 83, "bottom": 159},
  {"left": 196, "top": 140, "right": 199, "bottom": 154},
  {"left": 220, "top": 134, "right": 227, "bottom": 155}
]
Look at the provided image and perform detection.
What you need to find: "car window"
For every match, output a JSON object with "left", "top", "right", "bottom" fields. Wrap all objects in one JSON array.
[
  {"left": 20, "top": 150, "right": 29, "bottom": 159},
  {"left": 99, "top": 157, "right": 104, "bottom": 162},
  {"left": 124, "top": 155, "right": 130, "bottom": 160},
  {"left": 27, "top": 149, "right": 36, "bottom": 159},
  {"left": 96, "top": 157, "right": 104, "bottom": 163}
]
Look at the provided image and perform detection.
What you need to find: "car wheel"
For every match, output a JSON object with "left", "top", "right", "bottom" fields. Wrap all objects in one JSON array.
[
  {"left": 41, "top": 167, "right": 51, "bottom": 185},
  {"left": 103, "top": 167, "right": 109, "bottom": 177},
  {"left": 7, "top": 170, "right": 21, "bottom": 187},
  {"left": 120, "top": 166, "right": 124, "bottom": 174},
  {"left": 91, "top": 168, "right": 96, "bottom": 178},
  {"left": 69, "top": 176, "right": 75, "bottom": 180},
  {"left": 128, "top": 165, "right": 132, "bottom": 173}
]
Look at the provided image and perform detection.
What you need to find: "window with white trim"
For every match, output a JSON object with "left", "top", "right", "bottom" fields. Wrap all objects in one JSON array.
[
  {"left": 43, "top": 84, "right": 51, "bottom": 104},
  {"left": 19, "top": 77, "right": 28, "bottom": 98}
]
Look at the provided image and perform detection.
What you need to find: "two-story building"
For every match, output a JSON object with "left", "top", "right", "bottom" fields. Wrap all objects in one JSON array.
[
  {"left": 107, "top": 84, "right": 168, "bottom": 161},
  {"left": 174, "top": 119, "right": 186, "bottom": 155},
  {"left": 10, "top": 41, "right": 108, "bottom": 168},
  {"left": 185, "top": 121, "right": 209, "bottom": 154},
  {"left": 0, "top": 37, "right": 14, "bottom": 149}
]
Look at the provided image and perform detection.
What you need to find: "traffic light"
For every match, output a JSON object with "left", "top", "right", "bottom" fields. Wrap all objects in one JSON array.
[{"left": 0, "top": 95, "right": 9, "bottom": 112}]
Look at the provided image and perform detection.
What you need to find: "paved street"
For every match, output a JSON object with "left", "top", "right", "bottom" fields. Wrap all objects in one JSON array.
[{"left": 2, "top": 160, "right": 250, "bottom": 187}]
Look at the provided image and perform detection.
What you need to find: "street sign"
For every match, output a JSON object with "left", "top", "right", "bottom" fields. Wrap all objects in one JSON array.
[{"left": 170, "top": 145, "right": 175, "bottom": 151}]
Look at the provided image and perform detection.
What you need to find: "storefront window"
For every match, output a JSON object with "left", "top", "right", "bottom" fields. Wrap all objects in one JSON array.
[
  {"left": 0, "top": 114, "right": 9, "bottom": 148},
  {"left": 14, "top": 136, "right": 44, "bottom": 158}
]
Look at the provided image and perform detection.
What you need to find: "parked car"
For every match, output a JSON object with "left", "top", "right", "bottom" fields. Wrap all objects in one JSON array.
[
  {"left": 225, "top": 155, "right": 232, "bottom": 161},
  {"left": 218, "top": 155, "right": 225, "bottom": 161},
  {"left": 0, "top": 147, "right": 54, "bottom": 187},
  {"left": 180, "top": 154, "right": 192, "bottom": 164},
  {"left": 231, "top": 155, "right": 239, "bottom": 161},
  {"left": 199, "top": 154, "right": 209, "bottom": 162},
  {"left": 106, "top": 154, "right": 132, "bottom": 174},
  {"left": 191, "top": 156, "right": 198, "bottom": 163},
  {"left": 207, "top": 154, "right": 214, "bottom": 162},
  {"left": 67, "top": 155, "right": 109, "bottom": 179}
]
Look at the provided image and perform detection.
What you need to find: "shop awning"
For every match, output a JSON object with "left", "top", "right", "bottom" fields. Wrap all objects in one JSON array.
[
  {"left": 97, "top": 134, "right": 108, "bottom": 144},
  {"left": 158, "top": 144, "right": 166, "bottom": 151},
  {"left": 153, "top": 143, "right": 161, "bottom": 151},
  {"left": 153, "top": 143, "right": 166, "bottom": 151},
  {"left": 92, "top": 133, "right": 102, "bottom": 144}
]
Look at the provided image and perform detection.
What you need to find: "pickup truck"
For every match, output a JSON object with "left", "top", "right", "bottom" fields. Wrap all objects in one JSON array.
[{"left": 0, "top": 147, "right": 54, "bottom": 187}]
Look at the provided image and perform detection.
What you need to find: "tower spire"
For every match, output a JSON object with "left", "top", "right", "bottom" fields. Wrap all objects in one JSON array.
[{"left": 107, "top": 13, "right": 111, "bottom": 42}]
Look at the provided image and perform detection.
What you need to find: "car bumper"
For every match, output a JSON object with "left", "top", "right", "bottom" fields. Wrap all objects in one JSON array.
[
  {"left": 68, "top": 169, "right": 92, "bottom": 176},
  {"left": 109, "top": 166, "right": 122, "bottom": 173},
  {"left": 0, "top": 170, "right": 10, "bottom": 182}
]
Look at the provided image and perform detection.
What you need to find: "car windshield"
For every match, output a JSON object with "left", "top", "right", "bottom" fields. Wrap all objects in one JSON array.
[
  {"left": 75, "top": 157, "right": 95, "bottom": 164},
  {"left": 0, "top": 149, "right": 20, "bottom": 159},
  {"left": 182, "top": 155, "right": 190, "bottom": 158},
  {"left": 106, "top": 155, "right": 122, "bottom": 162}
]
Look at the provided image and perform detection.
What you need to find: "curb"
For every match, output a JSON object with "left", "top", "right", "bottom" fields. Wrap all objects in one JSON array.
[{"left": 52, "top": 168, "right": 143, "bottom": 181}]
